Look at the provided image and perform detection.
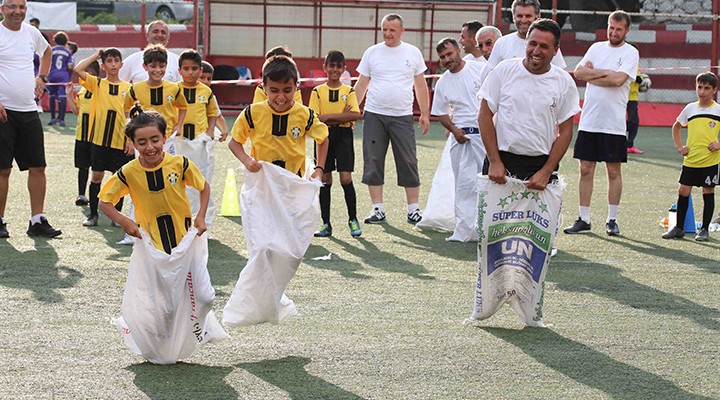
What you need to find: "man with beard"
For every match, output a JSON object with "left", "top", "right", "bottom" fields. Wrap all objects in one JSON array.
[
  {"left": 430, "top": 38, "right": 489, "bottom": 241},
  {"left": 459, "top": 20, "right": 486, "bottom": 64},
  {"left": 564, "top": 10, "right": 639, "bottom": 236},
  {"left": 486, "top": 0, "right": 565, "bottom": 69}
]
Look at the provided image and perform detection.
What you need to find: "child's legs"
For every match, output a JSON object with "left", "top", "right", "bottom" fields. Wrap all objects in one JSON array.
[
  {"left": 701, "top": 186, "right": 715, "bottom": 229},
  {"left": 47, "top": 85, "right": 58, "bottom": 118},
  {"left": 58, "top": 96, "right": 67, "bottom": 121},
  {"left": 675, "top": 184, "right": 692, "bottom": 230}
]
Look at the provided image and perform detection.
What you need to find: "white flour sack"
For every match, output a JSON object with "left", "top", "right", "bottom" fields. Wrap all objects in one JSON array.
[
  {"left": 417, "top": 135, "right": 455, "bottom": 232},
  {"left": 115, "top": 228, "right": 228, "bottom": 364},
  {"left": 223, "top": 162, "right": 321, "bottom": 327},
  {"left": 175, "top": 133, "right": 217, "bottom": 232},
  {"left": 470, "top": 176, "right": 565, "bottom": 327}
]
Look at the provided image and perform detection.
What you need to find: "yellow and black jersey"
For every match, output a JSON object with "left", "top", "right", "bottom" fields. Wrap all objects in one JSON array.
[
  {"left": 98, "top": 153, "right": 206, "bottom": 254},
  {"left": 125, "top": 80, "right": 188, "bottom": 138},
  {"left": 309, "top": 83, "right": 360, "bottom": 128},
  {"left": 253, "top": 84, "right": 303, "bottom": 105},
  {"left": 75, "top": 86, "right": 94, "bottom": 142},
  {"left": 677, "top": 101, "right": 720, "bottom": 168},
  {"left": 81, "top": 74, "right": 131, "bottom": 150},
  {"left": 178, "top": 82, "right": 219, "bottom": 140},
  {"left": 231, "top": 101, "right": 328, "bottom": 175},
  {"left": 629, "top": 69, "right": 640, "bottom": 102}
]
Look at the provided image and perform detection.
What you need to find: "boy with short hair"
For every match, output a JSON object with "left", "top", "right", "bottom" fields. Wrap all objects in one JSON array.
[
  {"left": 199, "top": 61, "right": 229, "bottom": 141},
  {"left": 309, "top": 50, "right": 362, "bottom": 237},
  {"left": 229, "top": 55, "right": 328, "bottom": 178},
  {"left": 663, "top": 72, "right": 720, "bottom": 241},
  {"left": 177, "top": 49, "right": 218, "bottom": 140},
  {"left": 253, "top": 46, "right": 303, "bottom": 105},
  {"left": 124, "top": 45, "right": 187, "bottom": 138},
  {"left": 73, "top": 48, "right": 133, "bottom": 227},
  {"left": 48, "top": 31, "right": 73, "bottom": 127},
  {"left": 66, "top": 61, "right": 100, "bottom": 206}
]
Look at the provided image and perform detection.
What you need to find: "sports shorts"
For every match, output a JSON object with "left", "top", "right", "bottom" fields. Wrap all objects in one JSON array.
[
  {"left": 679, "top": 164, "right": 720, "bottom": 188},
  {"left": 573, "top": 130, "right": 627, "bottom": 163},
  {"left": 0, "top": 109, "right": 46, "bottom": 170},
  {"left": 361, "top": 111, "right": 419, "bottom": 187}
]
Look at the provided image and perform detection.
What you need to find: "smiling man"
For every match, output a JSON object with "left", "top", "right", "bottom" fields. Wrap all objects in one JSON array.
[
  {"left": 353, "top": 13, "right": 430, "bottom": 225},
  {"left": 0, "top": 0, "right": 62, "bottom": 238},
  {"left": 564, "top": 10, "right": 639, "bottom": 237},
  {"left": 459, "top": 20, "right": 485, "bottom": 64},
  {"left": 486, "top": 0, "right": 566, "bottom": 69},
  {"left": 119, "top": 20, "right": 180, "bottom": 84}
]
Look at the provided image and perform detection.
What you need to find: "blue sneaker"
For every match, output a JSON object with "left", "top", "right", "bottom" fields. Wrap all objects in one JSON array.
[
  {"left": 348, "top": 219, "right": 362, "bottom": 237},
  {"left": 314, "top": 223, "right": 332, "bottom": 237},
  {"left": 58, "top": 120, "right": 65, "bottom": 127},
  {"left": 48, "top": 118, "right": 56, "bottom": 126}
]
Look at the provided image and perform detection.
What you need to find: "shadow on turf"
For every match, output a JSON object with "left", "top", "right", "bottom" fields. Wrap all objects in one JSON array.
[
  {"left": 0, "top": 237, "right": 83, "bottom": 303},
  {"left": 127, "top": 362, "right": 237, "bottom": 399},
  {"left": 484, "top": 327, "right": 713, "bottom": 399},
  {"left": 236, "top": 356, "right": 366, "bottom": 400},
  {"left": 382, "top": 223, "right": 477, "bottom": 262},
  {"left": 207, "top": 238, "right": 248, "bottom": 298},
  {"left": 550, "top": 249, "right": 720, "bottom": 332},
  {"left": 305, "top": 243, "right": 372, "bottom": 279}
]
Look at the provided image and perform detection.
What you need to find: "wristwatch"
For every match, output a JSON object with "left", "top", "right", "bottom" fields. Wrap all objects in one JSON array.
[{"left": 38, "top": 74, "right": 49, "bottom": 83}]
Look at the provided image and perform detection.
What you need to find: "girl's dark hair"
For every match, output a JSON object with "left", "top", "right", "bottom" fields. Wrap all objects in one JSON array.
[{"left": 125, "top": 107, "right": 167, "bottom": 141}]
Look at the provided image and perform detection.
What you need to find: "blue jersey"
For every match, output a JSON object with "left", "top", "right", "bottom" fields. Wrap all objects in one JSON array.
[{"left": 49, "top": 45, "right": 73, "bottom": 83}]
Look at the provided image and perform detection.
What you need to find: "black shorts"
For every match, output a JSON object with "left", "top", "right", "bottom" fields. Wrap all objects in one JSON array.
[
  {"left": 573, "top": 130, "right": 627, "bottom": 163},
  {"left": 679, "top": 164, "right": 720, "bottom": 188},
  {"left": 75, "top": 140, "right": 92, "bottom": 169},
  {"left": 323, "top": 126, "right": 354, "bottom": 172},
  {"left": 91, "top": 144, "right": 133, "bottom": 172},
  {"left": 0, "top": 109, "right": 46, "bottom": 171},
  {"left": 482, "top": 151, "right": 559, "bottom": 183}
]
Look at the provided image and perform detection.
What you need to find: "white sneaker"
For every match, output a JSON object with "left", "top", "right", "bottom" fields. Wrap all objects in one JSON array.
[{"left": 116, "top": 233, "right": 135, "bottom": 245}]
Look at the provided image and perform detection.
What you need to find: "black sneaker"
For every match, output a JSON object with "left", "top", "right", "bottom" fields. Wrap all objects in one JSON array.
[
  {"left": 662, "top": 226, "right": 685, "bottom": 239},
  {"left": 563, "top": 217, "right": 591, "bottom": 234},
  {"left": 0, "top": 220, "right": 8, "bottom": 238},
  {"left": 695, "top": 228, "right": 709, "bottom": 242},
  {"left": 407, "top": 208, "right": 423, "bottom": 224},
  {"left": 606, "top": 219, "right": 620, "bottom": 236},
  {"left": 364, "top": 208, "right": 386, "bottom": 224},
  {"left": 27, "top": 217, "right": 62, "bottom": 238}
]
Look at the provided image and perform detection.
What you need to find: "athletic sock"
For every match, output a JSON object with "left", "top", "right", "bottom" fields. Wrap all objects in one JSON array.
[
  {"left": 342, "top": 182, "right": 357, "bottom": 220},
  {"left": 89, "top": 182, "right": 101, "bottom": 217},
  {"left": 580, "top": 206, "right": 591, "bottom": 223},
  {"left": 407, "top": 203, "right": 419, "bottom": 214},
  {"left": 372, "top": 203, "right": 385, "bottom": 213},
  {"left": 702, "top": 193, "right": 715, "bottom": 230},
  {"left": 78, "top": 168, "right": 89, "bottom": 196},
  {"left": 607, "top": 204, "right": 619, "bottom": 222},
  {"left": 49, "top": 95, "right": 56, "bottom": 119},
  {"left": 30, "top": 214, "right": 45, "bottom": 225},
  {"left": 676, "top": 194, "right": 689, "bottom": 230},
  {"left": 58, "top": 97, "right": 67, "bottom": 121},
  {"left": 319, "top": 184, "right": 331, "bottom": 224}
]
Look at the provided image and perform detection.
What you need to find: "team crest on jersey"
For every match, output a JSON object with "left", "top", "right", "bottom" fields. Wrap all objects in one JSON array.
[
  {"left": 473, "top": 80, "right": 482, "bottom": 91},
  {"left": 166, "top": 94, "right": 174, "bottom": 103},
  {"left": 167, "top": 172, "right": 179, "bottom": 185},
  {"left": 710, "top": 121, "right": 717, "bottom": 129},
  {"left": 291, "top": 126, "right": 301, "bottom": 138},
  {"left": 617, "top": 58, "right": 623, "bottom": 67},
  {"left": 341, "top": 94, "right": 348, "bottom": 102},
  {"left": 121, "top": 91, "right": 127, "bottom": 98},
  {"left": 199, "top": 95, "right": 207, "bottom": 103},
  {"left": 405, "top": 60, "right": 411, "bottom": 68}
]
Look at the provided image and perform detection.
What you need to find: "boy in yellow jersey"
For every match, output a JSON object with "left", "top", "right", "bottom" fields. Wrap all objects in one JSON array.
[
  {"left": 229, "top": 55, "right": 328, "bottom": 178},
  {"left": 253, "top": 46, "right": 303, "bottom": 105},
  {"left": 124, "top": 45, "right": 187, "bottom": 139},
  {"left": 663, "top": 72, "right": 720, "bottom": 241},
  {"left": 626, "top": 66, "right": 643, "bottom": 154},
  {"left": 73, "top": 48, "right": 133, "bottom": 227},
  {"left": 308, "top": 51, "right": 362, "bottom": 237},
  {"left": 66, "top": 60, "right": 99, "bottom": 207},
  {"left": 98, "top": 110, "right": 210, "bottom": 253},
  {"left": 177, "top": 50, "right": 218, "bottom": 140},
  {"left": 199, "top": 61, "right": 229, "bottom": 141}
]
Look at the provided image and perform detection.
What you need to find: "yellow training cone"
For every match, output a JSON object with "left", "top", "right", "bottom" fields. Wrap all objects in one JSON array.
[{"left": 220, "top": 168, "right": 241, "bottom": 216}]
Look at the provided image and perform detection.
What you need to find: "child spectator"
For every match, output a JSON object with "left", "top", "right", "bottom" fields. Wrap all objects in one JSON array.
[
  {"left": 199, "top": 61, "right": 229, "bottom": 141},
  {"left": 48, "top": 31, "right": 73, "bottom": 127},
  {"left": 308, "top": 50, "right": 362, "bottom": 237},
  {"left": 177, "top": 50, "right": 218, "bottom": 140},
  {"left": 663, "top": 72, "right": 720, "bottom": 241},
  {"left": 73, "top": 48, "right": 133, "bottom": 227},
  {"left": 66, "top": 60, "right": 100, "bottom": 207}
]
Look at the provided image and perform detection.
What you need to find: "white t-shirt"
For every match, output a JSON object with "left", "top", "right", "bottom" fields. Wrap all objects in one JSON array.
[
  {"left": 356, "top": 42, "right": 427, "bottom": 116},
  {"left": 463, "top": 54, "right": 488, "bottom": 66},
  {"left": 486, "top": 32, "right": 567, "bottom": 69},
  {"left": 577, "top": 41, "right": 639, "bottom": 136},
  {"left": 0, "top": 22, "right": 49, "bottom": 112},
  {"left": 119, "top": 49, "right": 181, "bottom": 84},
  {"left": 431, "top": 61, "right": 489, "bottom": 129},
  {"left": 479, "top": 58, "right": 580, "bottom": 156}
]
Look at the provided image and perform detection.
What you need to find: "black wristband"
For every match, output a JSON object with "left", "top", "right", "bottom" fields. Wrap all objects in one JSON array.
[{"left": 315, "top": 166, "right": 325, "bottom": 173}]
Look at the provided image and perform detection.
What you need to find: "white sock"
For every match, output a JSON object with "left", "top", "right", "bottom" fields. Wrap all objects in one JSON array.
[
  {"left": 30, "top": 214, "right": 45, "bottom": 224},
  {"left": 579, "top": 206, "right": 591, "bottom": 223},
  {"left": 608, "top": 205, "right": 619, "bottom": 222},
  {"left": 0, "top": 217, "right": 5, "bottom": 224},
  {"left": 407, "top": 203, "right": 419, "bottom": 214},
  {"left": 372, "top": 203, "right": 385, "bottom": 213}
]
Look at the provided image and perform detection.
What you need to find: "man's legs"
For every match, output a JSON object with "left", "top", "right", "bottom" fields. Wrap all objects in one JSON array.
[
  {"left": 27, "top": 167, "right": 46, "bottom": 217},
  {"left": 0, "top": 168, "right": 10, "bottom": 219},
  {"left": 579, "top": 160, "right": 596, "bottom": 219},
  {"left": 362, "top": 112, "right": 389, "bottom": 223},
  {"left": 606, "top": 162, "right": 622, "bottom": 235}
]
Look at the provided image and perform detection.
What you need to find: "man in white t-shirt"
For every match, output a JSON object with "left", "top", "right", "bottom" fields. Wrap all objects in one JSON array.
[
  {"left": 479, "top": 18, "right": 579, "bottom": 190},
  {"left": 431, "top": 38, "right": 489, "bottom": 241},
  {"left": 475, "top": 25, "right": 502, "bottom": 61},
  {"left": 119, "top": 20, "right": 181, "bottom": 84},
  {"left": 564, "top": 11, "right": 639, "bottom": 237},
  {"left": 459, "top": 20, "right": 486, "bottom": 65},
  {"left": 0, "top": 0, "right": 62, "bottom": 238},
  {"left": 486, "top": 0, "right": 566, "bottom": 70},
  {"left": 354, "top": 13, "right": 430, "bottom": 225}
]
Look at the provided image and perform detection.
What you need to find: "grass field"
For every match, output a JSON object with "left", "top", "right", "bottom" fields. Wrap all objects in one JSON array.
[{"left": 1, "top": 112, "right": 719, "bottom": 399}]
